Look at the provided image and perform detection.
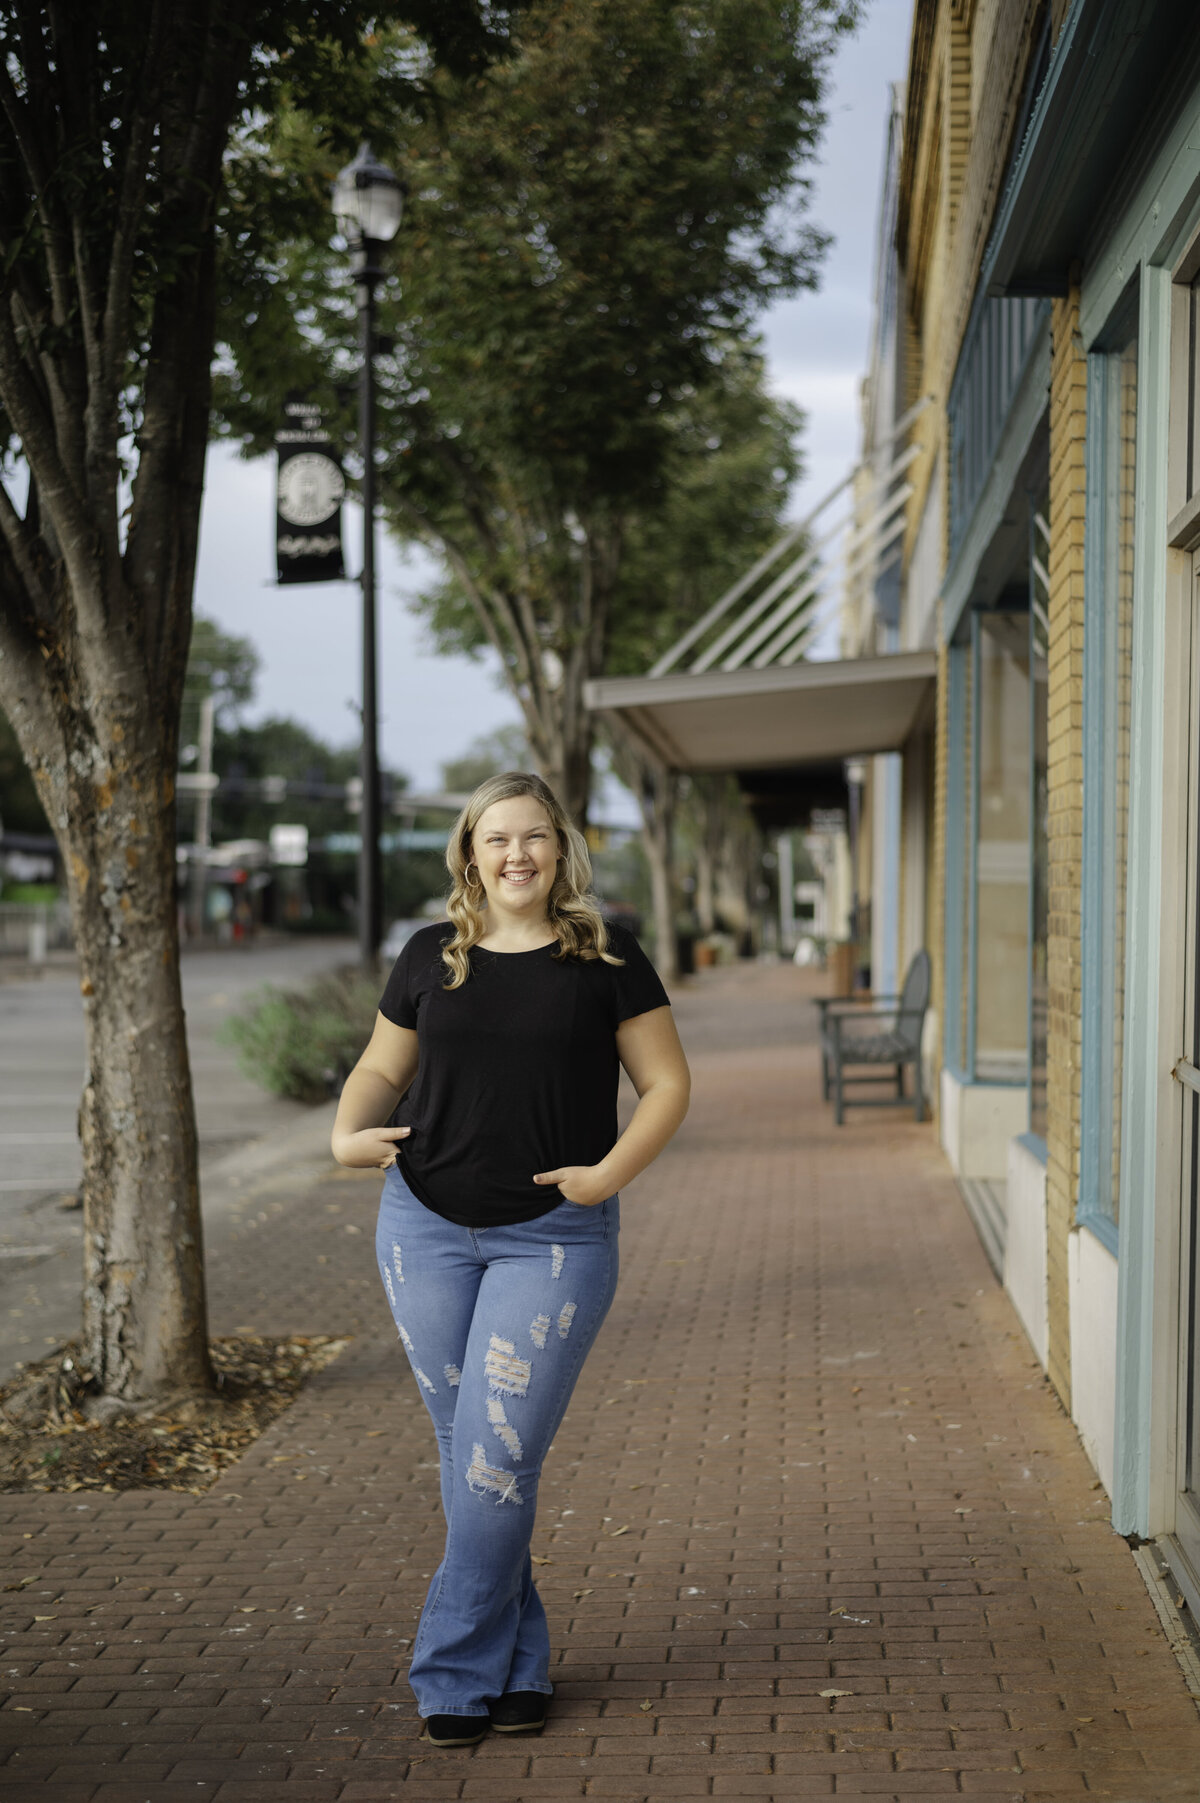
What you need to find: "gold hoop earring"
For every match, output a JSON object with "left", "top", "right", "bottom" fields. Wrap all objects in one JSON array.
[{"left": 465, "top": 864, "right": 480, "bottom": 884}]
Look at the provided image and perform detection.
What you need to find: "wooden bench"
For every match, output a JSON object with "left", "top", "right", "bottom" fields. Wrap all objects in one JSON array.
[{"left": 816, "top": 949, "right": 931, "bottom": 1126}]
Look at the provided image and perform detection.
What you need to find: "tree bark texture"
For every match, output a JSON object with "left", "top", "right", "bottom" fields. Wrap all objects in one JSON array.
[
  {"left": 0, "top": 4, "right": 256, "bottom": 1404},
  {"left": 605, "top": 725, "right": 679, "bottom": 980},
  {"left": 687, "top": 774, "right": 757, "bottom": 938}
]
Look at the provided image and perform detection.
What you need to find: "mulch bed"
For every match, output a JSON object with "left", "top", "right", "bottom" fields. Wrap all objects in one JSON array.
[{"left": 0, "top": 1334, "right": 349, "bottom": 1495}]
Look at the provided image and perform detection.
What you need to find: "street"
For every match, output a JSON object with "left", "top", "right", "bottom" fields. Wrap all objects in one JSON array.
[{"left": 0, "top": 937, "right": 357, "bottom": 1373}]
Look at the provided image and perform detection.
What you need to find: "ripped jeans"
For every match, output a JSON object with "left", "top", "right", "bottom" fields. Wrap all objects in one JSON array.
[{"left": 376, "top": 1164, "right": 620, "bottom": 1717}]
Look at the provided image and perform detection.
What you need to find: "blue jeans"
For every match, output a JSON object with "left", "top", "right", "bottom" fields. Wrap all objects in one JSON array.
[{"left": 375, "top": 1165, "right": 620, "bottom": 1717}]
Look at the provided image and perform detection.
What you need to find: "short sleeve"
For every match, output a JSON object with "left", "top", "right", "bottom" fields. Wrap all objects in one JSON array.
[
  {"left": 378, "top": 926, "right": 446, "bottom": 1028},
  {"left": 607, "top": 925, "right": 670, "bottom": 1023}
]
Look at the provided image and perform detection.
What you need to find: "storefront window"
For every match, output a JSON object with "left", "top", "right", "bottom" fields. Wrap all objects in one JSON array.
[
  {"left": 1029, "top": 514, "right": 1050, "bottom": 1139},
  {"left": 959, "top": 649, "right": 973, "bottom": 1068},
  {"left": 1107, "top": 339, "right": 1138, "bottom": 1222},
  {"left": 943, "top": 639, "right": 973, "bottom": 1075},
  {"left": 1080, "top": 323, "right": 1138, "bottom": 1238},
  {"left": 1181, "top": 270, "right": 1189, "bottom": 504},
  {"left": 972, "top": 611, "right": 1032, "bottom": 1083}
]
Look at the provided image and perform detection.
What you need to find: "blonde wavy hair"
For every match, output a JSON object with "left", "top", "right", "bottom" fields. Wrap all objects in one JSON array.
[{"left": 441, "top": 771, "right": 624, "bottom": 990}]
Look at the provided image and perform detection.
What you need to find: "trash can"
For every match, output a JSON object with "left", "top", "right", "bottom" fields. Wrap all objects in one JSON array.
[{"left": 829, "top": 940, "right": 855, "bottom": 997}]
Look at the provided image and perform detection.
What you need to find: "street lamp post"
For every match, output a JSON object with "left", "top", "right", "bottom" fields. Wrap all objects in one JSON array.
[
  {"left": 844, "top": 757, "right": 867, "bottom": 971},
  {"left": 332, "top": 143, "right": 405, "bottom": 970}
]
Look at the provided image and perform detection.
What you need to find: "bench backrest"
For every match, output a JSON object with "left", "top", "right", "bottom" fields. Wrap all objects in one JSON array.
[{"left": 894, "top": 950, "right": 931, "bottom": 1053}]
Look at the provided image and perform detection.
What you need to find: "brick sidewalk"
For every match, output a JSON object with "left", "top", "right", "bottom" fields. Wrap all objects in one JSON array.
[{"left": 2, "top": 962, "right": 1199, "bottom": 1802}]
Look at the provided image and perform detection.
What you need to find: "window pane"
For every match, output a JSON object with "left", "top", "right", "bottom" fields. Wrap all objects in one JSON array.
[
  {"left": 1189, "top": 273, "right": 1200, "bottom": 501},
  {"left": 1030, "top": 523, "right": 1050, "bottom": 1138},
  {"left": 1108, "top": 338, "right": 1138, "bottom": 1221},
  {"left": 974, "top": 613, "right": 1031, "bottom": 1082},
  {"left": 959, "top": 647, "right": 974, "bottom": 1068}
]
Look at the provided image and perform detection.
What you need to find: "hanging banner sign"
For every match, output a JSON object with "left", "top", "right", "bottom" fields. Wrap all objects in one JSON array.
[{"left": 275, "top": 397, "right": 346, "bottom": 584}]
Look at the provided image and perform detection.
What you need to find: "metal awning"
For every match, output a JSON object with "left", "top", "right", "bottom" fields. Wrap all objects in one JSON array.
[
  {"left": 982, "top": 0, "right": 1192, "bottom": 297},
  {"left": 585, "top": 649, "right": 936, "bottom": 773}
]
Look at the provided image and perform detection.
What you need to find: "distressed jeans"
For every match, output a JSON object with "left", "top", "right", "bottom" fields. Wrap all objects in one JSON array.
[{"left": 375, "top": 1165, "right": 620, "bottom": 1717}]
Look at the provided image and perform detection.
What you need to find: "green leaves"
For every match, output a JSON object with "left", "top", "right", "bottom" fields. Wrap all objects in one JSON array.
[
  {"left": 209, "top": 0, "right": 854, "bottom": 817},
  {"left": 217, "top": 0, "right": 852, "bottom": 504}
]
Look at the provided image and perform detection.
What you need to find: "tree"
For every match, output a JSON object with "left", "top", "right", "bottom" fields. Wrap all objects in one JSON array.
[
  {"left": 440, "top": 724, "right": 530, "bottom": 794},
  {"left": 184, "top": 616, "right": 260, "bottom": 734},
  {"left": 0, "top": 1, "right": 520, "bottom": 1411},
  {"left": 216, "top": 0, "right": 857, "bottom": 823}
]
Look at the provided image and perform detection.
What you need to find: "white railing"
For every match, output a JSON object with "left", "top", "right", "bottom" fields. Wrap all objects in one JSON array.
[{"left": 649, "top": 395, "right": 931, "bottom": 678}]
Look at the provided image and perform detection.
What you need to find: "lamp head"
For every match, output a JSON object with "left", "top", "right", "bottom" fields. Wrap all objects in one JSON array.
[{"left": 332, "top": 142, "right": 405, "bottom": 245}]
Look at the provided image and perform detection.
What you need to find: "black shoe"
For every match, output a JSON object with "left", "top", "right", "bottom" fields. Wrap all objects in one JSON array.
[
  {"left": 488, "top": 1687, "right": 551, "bottom": 1733},
  {"left": 421, "top": 1713, "right": 489, "bottom": 1747}
]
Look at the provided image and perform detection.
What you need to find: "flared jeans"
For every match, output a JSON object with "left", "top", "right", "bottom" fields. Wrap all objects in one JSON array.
[{"left": 375, "top": 1165, "right": 620, "bottom": 1717}]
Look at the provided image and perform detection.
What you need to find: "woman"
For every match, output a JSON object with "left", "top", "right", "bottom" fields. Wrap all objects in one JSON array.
[{"left": 331, "top": 771, "right": 690, "bottom": 1746}]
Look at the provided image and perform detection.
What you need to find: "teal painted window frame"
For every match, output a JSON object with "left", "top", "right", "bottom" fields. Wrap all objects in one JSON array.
[
  {"left": 965, "top": 612, "right": 982, "bottom": 1082},
  {"left": 965, "top": 604, "right": 1035, "bottom": 1091},
  {"left": 943, "top": 639, "right": 970, "bottom": 1076},
  {"left": 1028, "top": 512, "right": 1051, "bottom": 1138},
  {"left": 1078, "top": 306, "right": 1139, "bottom": 1262}
]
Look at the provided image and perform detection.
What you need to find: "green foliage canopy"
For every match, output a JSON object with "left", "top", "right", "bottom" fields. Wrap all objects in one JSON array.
[{"left": 214, "top": 0, "right": 855, "bottom": 818}]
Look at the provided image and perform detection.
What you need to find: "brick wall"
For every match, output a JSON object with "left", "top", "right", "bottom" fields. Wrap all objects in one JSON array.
[
  {"left": 939, "top": 0, "right": 1045, "bottom": 395},
  {"left": 1044, "top": 282, "right": 1087, "bottom": 1408},
  {"left": 898, "top": 0, "right": 1055, "bottom": 1141}
]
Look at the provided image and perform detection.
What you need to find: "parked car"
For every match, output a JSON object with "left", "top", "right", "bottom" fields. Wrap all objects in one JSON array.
[{"left": 381, "top": 918, "right": 428, "bottom": 964}]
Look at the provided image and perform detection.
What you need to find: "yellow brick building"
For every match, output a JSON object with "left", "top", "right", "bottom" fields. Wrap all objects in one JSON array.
[
  {"left": 590, "top": 0, "right": 1200, "bottom": 1612},
  {"left": 876, "top": 0, "right": 1200, "bottom": 1612}
]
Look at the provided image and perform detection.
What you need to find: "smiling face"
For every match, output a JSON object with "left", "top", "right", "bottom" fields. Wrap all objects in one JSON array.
[{"left": 470, "top": 794, "right": 561, "bottom": 923}]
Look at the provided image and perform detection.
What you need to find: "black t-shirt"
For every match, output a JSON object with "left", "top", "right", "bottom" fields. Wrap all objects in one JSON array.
[{"left": 377, "top": 922, "right": 670, "bottom": 1228}]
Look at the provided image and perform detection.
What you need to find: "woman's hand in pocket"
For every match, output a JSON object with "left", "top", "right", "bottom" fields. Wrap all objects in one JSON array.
[
  {"left": 532, "top": 1164, "right": 609, "bottom": 1206},
  {"left": 332, "top": 1125, "right": 411, "bottom": 1170}
]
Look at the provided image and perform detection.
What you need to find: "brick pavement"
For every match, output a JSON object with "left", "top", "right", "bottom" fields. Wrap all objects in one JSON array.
[{"left": 2, "top": 962, "right": 1199, "bottom": 1802}]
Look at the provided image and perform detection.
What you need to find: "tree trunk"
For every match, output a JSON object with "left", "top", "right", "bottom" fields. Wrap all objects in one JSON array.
[
  {"left": 405, "top": 502, "right": 621, "bottom": 832},
  {"left": 639, "top": 763, "right": 679, "bottom": 981},
  {"left": 1, "top": 605, "right": 215, "bottom": 1409},
  {"left": 0, "top": 9, "right": 245, "bottom": 1407},
  {"left": 694, "top": 832, "right": 717, "bottom": 936},
  {"left": 531, "top": 675, "right": 595, "bottom": 831},
  {"left": 602, "top": 725, "right": 679, "bottom": 977},
  {"left": 71, "top": 728, "right": 211, "bottom": 1403},
  {"left": 646, "top": 823, "right": 677, "bottom": 979}
]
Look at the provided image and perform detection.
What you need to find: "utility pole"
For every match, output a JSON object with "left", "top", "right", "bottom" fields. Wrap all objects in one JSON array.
[
  {"left": 332, "top": 143, "right": 405, "bottom": 972},
  {"left": 356, "top": 252, "right": 383, "bottom": 971}
]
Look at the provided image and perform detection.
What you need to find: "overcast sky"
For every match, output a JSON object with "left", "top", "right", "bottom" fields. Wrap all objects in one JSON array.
[{"left": 192, "top": 0, "right": 913, "bottom": 796}]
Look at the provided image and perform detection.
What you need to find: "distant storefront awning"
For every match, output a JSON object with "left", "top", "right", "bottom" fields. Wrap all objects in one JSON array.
[{"left": 584, "top": 649, "right": 936, "bottom": 773}]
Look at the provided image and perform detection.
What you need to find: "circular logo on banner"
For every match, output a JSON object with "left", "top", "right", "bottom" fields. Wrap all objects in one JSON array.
[{"left": 277, "top": 453, "right": 345, "bottom": 526}]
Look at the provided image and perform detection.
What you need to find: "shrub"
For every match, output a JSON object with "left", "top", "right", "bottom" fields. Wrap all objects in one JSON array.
[{"left": 221, "top": 966, "right": 380, "bottom": 1102}]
